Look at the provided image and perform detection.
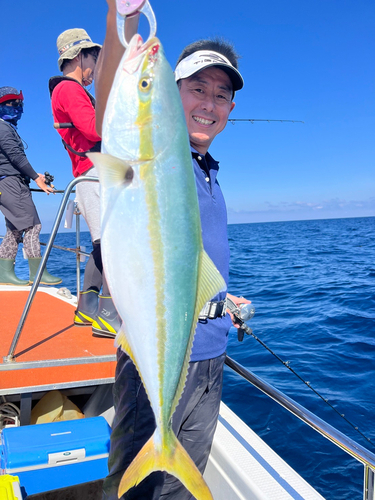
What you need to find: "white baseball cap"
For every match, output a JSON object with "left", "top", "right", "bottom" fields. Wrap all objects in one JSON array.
[{"left": 175, "top": 50, "right": 244, "bottom": 91}]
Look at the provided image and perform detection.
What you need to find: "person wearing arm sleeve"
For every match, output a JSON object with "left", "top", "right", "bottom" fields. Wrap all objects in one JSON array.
[
  {"left": 0, "top": 87, "right": 61, "bottom": 286},
  {"left": 0, "top": 121, "right": 38, "bottom": 180},
  {"left": 49, "top": 28, "right": 121, "bottom": 338}
]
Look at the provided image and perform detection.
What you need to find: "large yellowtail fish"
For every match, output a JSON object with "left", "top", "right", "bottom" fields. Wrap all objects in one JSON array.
[{"left": 88, "top": 34, "right": 225, "bottom": 500}]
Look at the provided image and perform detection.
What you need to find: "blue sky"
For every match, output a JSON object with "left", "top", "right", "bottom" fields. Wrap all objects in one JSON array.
[{"left": 1, "top": 0, "right": 374, "bottom": 232}]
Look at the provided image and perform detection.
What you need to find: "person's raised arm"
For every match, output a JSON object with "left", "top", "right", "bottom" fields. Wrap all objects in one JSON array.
[{"left": 95, "top": 1, "right": 140, "bottom": 135}]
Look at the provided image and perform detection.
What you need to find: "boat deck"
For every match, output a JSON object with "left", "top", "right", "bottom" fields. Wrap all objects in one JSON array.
[
  {"left": 0, "top": 287, "right": 329, "bottom": 499},
  {"left": 0, "top": 286, "right": 116, "bottom": 396}
]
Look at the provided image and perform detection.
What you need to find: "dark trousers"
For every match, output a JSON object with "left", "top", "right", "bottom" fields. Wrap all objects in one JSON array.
[{"left": 102, "top": 350, "right": 226, "bottom": 500}]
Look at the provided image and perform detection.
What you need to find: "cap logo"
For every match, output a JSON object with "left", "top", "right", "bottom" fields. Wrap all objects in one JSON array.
[
  {"left": 59, "top": 38, "right": 91, "bottom": 55},
  {"left": 194, "top": 52, "right": 229, "bottom": 66},
  {"left": 174, "top": 49, "right": 244, "bottom": 91}
]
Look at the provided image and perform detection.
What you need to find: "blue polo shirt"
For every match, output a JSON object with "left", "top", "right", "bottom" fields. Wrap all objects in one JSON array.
[{"left": 190, "top": 148, "right": 232, "bottom": 362}]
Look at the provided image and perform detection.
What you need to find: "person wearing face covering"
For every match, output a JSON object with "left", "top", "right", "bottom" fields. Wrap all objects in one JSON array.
[
  {"left": 49, "top": 29, "right": 120, "bottom": 338},
  {"left": 0, "top": 86, "right": 61, "bottom": 286}
]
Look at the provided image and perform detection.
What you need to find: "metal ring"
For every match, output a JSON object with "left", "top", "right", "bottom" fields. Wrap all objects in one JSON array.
[{"left": 116, "top": 0, "right": 157, "bottom": 49}]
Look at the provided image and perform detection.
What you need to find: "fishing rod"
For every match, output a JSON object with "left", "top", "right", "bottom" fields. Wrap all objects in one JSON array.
[
  {"left": 30, "top": 189, "right": 67, "bottom": 193},
  {"left": 27, "top": 171, "right": 67, "bottom": 193},
  {"left": 27, "top": 170, "right": 75, "bottom": 194},
  {"left": 0, "top": 236, "right": 89, "bottom": 258},
  {"left": 226, "top": 297, "right": 374, "bottom": 448},
  {"left": 228, "top": 119, "right": 304, "bottom": 124}
]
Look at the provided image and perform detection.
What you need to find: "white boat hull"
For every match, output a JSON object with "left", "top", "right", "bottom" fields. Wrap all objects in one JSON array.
[{"left": 205, "top": 403, "right": 325, "bottom": 500}]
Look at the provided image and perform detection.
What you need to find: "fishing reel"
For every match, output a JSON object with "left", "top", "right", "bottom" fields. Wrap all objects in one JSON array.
[
  {"left": 44, "top": 171, "right": 54, "bottom": 187},
  {"left": 226, "top": 296, "right": 255, "bottom": 342}
]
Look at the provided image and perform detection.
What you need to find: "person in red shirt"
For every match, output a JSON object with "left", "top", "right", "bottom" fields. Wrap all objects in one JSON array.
[{"left": 49, "top": 28, "right": 119, "bottom": 338}]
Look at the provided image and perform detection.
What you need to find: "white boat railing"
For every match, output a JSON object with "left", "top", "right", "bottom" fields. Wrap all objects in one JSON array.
[
  {"left": 225, "top": 355, "right": 375, "bottom": 500},
  {"left": 3, "top": 177, "right": 99, "bottom": 363}
]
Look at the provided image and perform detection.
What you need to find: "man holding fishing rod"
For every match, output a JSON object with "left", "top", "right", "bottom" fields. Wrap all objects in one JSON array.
[
  {"left": 95, "top": 2, "right": 250, "bottom": 499},
  {"left": 0, "top": 86, "right": 61, "bottom": 286}
]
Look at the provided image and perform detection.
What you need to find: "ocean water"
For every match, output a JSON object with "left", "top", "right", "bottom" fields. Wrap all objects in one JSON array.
[
  {"left": 223, "top": 216, "right": 375, "bottom": 500},
  {"left": 12, "top": 216, "right": 375, "bottom": 499}
]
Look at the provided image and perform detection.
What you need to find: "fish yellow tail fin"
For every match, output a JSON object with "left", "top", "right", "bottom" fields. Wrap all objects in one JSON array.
[{"left": 118, "top": 430, "right": 213, "bottom": 500}]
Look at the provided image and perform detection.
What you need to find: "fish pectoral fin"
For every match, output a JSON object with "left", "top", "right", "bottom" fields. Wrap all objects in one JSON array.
[
  {"left": 86, "top": 152, "right": 134, "bottom": 188},
  {"left": 196, "top": 250, "right": 226, "bottom": 314},
  {"left": 118, "top": 430, "right": 213, "bottom": 500}
]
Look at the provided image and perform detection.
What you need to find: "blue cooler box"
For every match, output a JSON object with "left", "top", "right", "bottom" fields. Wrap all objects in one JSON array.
[{"left": 0, "top": 417, "right": 111, "bottom": 496}]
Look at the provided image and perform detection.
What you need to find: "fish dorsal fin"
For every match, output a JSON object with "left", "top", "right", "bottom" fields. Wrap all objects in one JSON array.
[
  {"left": 170, "top": 250, "right": 226, "bottom": 418},
  {"left": 86, "top": 152, "right": 134, "bottom": 189}
]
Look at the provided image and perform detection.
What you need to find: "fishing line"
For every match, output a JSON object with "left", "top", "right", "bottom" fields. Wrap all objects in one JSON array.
[
  {"left": 227, "top": 301, "right": 373, "bottom": 447},
  {"left": 228, "top": 118, "right": 305, "bottom": 124},
  {"left": 245, "top": 326, "right": 374, "bottom": 448}
]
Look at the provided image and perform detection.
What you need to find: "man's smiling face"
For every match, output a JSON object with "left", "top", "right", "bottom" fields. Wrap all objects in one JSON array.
[{"left": 179, "top": 66, "right": 235, "bottom": 154}]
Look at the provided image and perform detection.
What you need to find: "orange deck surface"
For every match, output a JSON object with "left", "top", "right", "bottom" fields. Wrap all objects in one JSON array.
[{"left": 1, "top": 290, "right": 117, "bottom": 393}]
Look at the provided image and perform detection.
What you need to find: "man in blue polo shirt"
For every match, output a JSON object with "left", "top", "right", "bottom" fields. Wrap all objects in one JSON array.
[{"left": 95, "top": 5, "right": 250, "bottom": 499}]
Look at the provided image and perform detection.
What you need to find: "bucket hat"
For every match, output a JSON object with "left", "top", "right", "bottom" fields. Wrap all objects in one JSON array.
[{"left": 57, "top": 28, "right": 102, "bottom": 71}]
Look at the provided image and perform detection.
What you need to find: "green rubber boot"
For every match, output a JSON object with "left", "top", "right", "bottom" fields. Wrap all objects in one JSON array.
[
  {"left": 92, "top": 296, "right": 121, "bottom": 338},
  {"left": 0, "top": 258, "right": 29, "bottom": 285},
  {"left": 28, "top": 257, "right": 62, "bottom": 286},
  {"left": 74, "top": 289, "right": 99, "bottom": 326}
]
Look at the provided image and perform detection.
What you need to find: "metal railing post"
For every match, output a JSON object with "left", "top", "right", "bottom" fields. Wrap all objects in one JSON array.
[
  {"left": 365, "top": 465, "right": 375, "bottom": 500},
  {"left": 4, "top": 176, "right": 99, "bottom": 363},
  {"left": 75, "top": 202, "right": 81, "bottom": 306}
]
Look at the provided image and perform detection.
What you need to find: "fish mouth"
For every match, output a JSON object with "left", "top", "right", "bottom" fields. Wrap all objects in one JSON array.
[
  {"left": 192, "top": 116, "right": 215, "bottom": 126},
  {"left": 144, "top": 37, "right": 161, "bottom": 66},
  {"left": 144, "top": 36, "right": 159, "bottom": 49},
  {"left": 123, "top": 36, "right": 160, "bottom": 75},
  {"left": 134, "top": 36, "right": 160, "bottom": 55}
]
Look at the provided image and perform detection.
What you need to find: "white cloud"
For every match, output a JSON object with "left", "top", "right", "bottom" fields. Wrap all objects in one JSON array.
[{"left": 227, "top": 197, "right": 375, "bottom": 224}]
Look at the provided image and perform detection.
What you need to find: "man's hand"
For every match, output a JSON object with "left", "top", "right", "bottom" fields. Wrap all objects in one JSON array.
[
  {"left": 105, "top": 0, "right": 117, "bottom": 13},
  {"left": 95, "top": 3, "right": 140, "bottom": 136},
  {"left": 34, "top": 174, "right": 55, "bottom": 194},
  {"left": 227, "top": 293, "right": 251, "bottom": 328}
]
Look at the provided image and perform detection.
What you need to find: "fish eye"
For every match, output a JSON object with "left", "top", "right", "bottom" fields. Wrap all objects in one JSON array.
[
  {"left": 125, "top": 167, "right": 134, "bottom": 182},
  {"left": 139, "top": 77, "right": 152, "bottom": 92}
]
